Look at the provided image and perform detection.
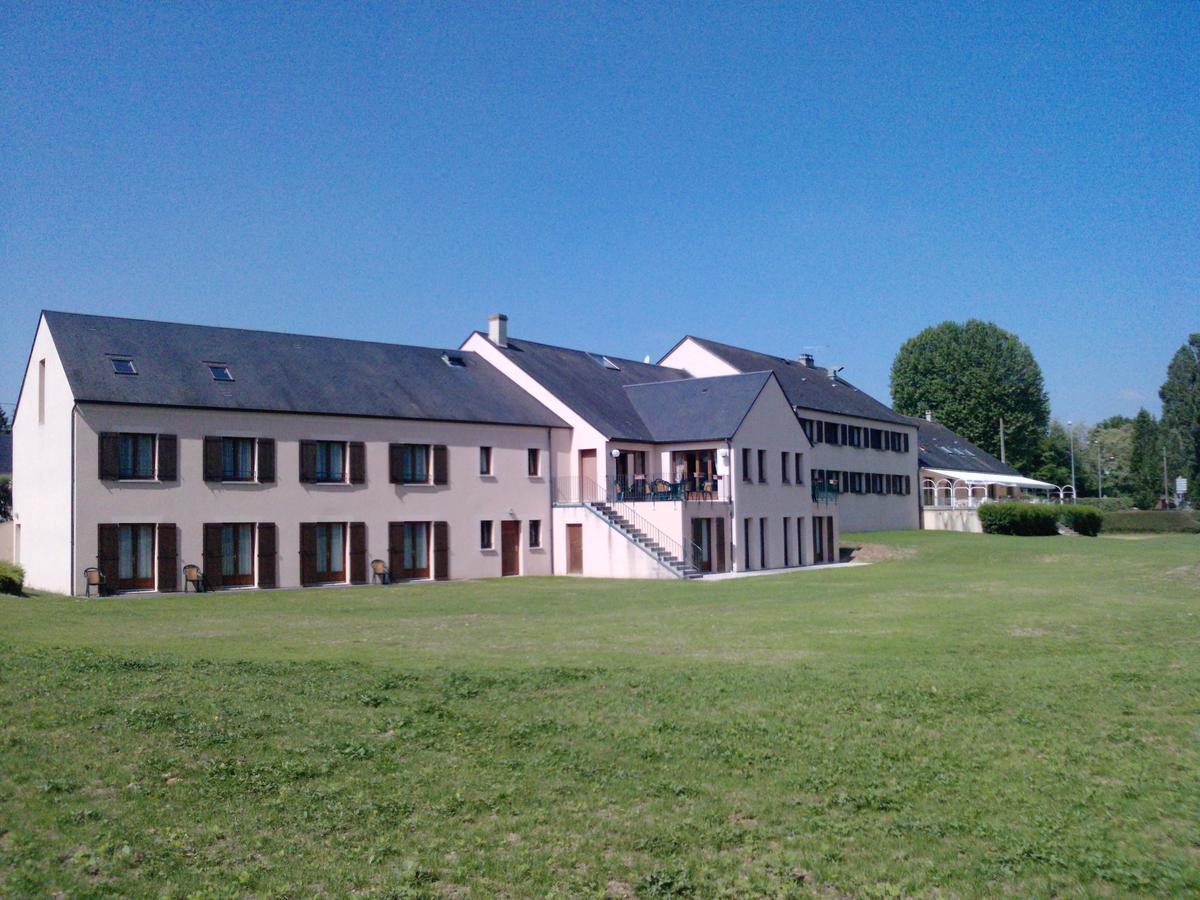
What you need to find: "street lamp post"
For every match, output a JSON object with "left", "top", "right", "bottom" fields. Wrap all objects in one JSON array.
[{"left": 1067, "top": 420, "right": 1076, "bottom": 498}]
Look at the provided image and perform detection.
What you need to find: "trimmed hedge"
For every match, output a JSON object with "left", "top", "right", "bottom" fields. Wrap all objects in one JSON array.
[
  {"left": 1059, "top": 506, "right": 1104, "bottom": 536},
  {"left": 1074, "top": 497, "right": 1135, "bottom": 512},
  {"left": 0, "top": 561, "right": 24, "bottom": 596},
  {"left": 1103, "top": 510, "right": 1200, "bottom": 534},
  {"left": 977, "top": 502, "right": 1060, "bottom": 536}
]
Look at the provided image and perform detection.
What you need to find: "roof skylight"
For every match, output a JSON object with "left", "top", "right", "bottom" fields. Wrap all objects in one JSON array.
[
  {"left": 588, "top": 353, "right": 620, "bottom": 371},
  {"left": 208, "top": 364, "right": 234, "bottom": 382},
  {"left": 442, "top": 352, "right": 466, "bottom": 368},
  {"left": 110, "top": 357, "right": 137, "bottom": 375}
]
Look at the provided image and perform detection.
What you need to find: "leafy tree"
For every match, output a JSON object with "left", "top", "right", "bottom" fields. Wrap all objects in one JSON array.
[
  {"left": 1128, "top": 408, "right": 1163, "bottom": 508},
  {"left": 0, "top": 406, "right": 9, "bottom": 432},
  {"left": 1088, "top": 420, "right": 1134, "bottom": 497},
  {"left": 1033, "top": 419, "right": 1093, "bottom": 494},
  {"left": 1158, "top": 333, "right": 1199, "bottom": 496},
  {"left": 0, "top": 475, "right": 9, "bottom": 521},
  {"left": 891, "top": 320, "right": 1049, "bottom": 472}
]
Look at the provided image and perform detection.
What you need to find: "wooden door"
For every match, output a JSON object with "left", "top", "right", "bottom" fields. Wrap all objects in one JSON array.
[
  {"left": 500, "top": 520, "right": 521, "bottom": 576},
  {"left": 566, "top": 524, "right": 583, "bottom": 574},
  {"left": 579, "top": 450, "right": 596, "bottom": 499}
]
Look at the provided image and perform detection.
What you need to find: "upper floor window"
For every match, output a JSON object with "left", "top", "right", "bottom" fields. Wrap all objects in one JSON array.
[
  {"left": 781, "top": 451, "right": 790, "bottom": 483},
  {"left": 798, "top": 417, "right": 814, "bottom": 443},
  {"left": 119, "top": 433, "right": 156, "bottom": 479},
  {"left": 222, "top": 437, "right": 255, "bottom": 481},
  {"left": 848, "top": 426, "right": 862, "bottom": 448},
  {"left": 742, "top": 448, "right": 752, "bottom": 482},
  {"left": 399, "top": 444, "right": 428, "bottom": 484},
  {"left": 757, "top": 449, "right": 767, "bottom": 484},
  {"left": 316, "top": 441, "right": 346, "bottom": 483},
  {"left": 527, "top": 448, "right": 541, "bottom": 477},
  {"left": 870, "top": 428, "right": 884, "bottom": 450},
  {"left": 480, "top": 446, "right": 493, "bottom": 475},
  {"left": 110, "top": 357, "right": 137, "bottom": 375},
  {"left": 794, "top": 453, "right": 804, "bottom": 484}
]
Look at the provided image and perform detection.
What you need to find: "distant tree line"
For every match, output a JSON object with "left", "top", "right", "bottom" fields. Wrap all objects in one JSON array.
[{"left": 891, "top": 323, "right": 1199, "bottom": 508}]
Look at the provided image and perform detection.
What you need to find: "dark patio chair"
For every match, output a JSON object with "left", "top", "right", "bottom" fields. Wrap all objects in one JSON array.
[
  {"left": 84, "top": 567, "right": 107, "bottom": 597},
  {"left": 183, "top": 564, "right": 206, "bottom": 593},
  {"left": 371, "top": 559, "right": 390, "bottom": 584}
]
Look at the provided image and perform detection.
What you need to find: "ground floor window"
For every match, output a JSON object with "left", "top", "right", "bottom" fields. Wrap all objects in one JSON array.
[
  {"left": 480, "top": 520, "right": 494, "bottom": 550},
  {"left": 221, "top": 523, "right": 255, "bottom": 586},
  {"left": 394, "top": 521, "right": 429, "bottom": 580},
  {"left": 813, "top": 516, "right": 825, "bottom": 563},
  {"left": 743, "top": 517, "right": 752, "bottom": 569},
  {"left": 783, "top": 518, "right": 791, "bottom": 566},
  {"left": 316, "top": 523, "right": 346, "bottom": 582},
  {"left": 529, "top": 519, "right": 542, "bottom": 549},
  {"left": 118, "top": 524, "right": 155, "bottom": 590},
  {"left": 795, "top": 516, "right": 805, "bottom": 566},
  {"left": 759, "top": 517, "right": 768, "bottom": 569}
]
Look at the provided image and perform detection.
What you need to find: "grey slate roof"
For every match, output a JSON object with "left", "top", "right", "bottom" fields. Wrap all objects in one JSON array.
[
  {"left": 42, "top": 312, "right": 566, "bottom": 428},
  {"left": 623, "top": 372, "right": 774, "bottom": 443},
  {"left": 903, "top": 415, "right": 1022, "bottom": 477},
  {"left": 668, "top": 336, "right": 913, "bottom": 427},
  {"left": 474, "top": 335, "right": 692, "bottom": 441},
  {"left": 0, "top": 432, "right": 11, "bottom": 476}
]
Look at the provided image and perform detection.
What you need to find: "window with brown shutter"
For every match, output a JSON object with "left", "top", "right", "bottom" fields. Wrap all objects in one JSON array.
[
  {"left": 349, "top": 522, "right": 367, "bottom": 583},
  {"left": 433, "top": 521, "right": 449, "bottom": 581},
  {"left": 98, "top": 433, "right": 120, "bottom": 480},
  {"left": 349, "top": 442, "right": 366, "bottom": 484},
  {"left": 299, "top": 441, "right": 318, "bottom": 483},
  {"left": 157, "top": 436, "right": 178, "bottom": 481},
  {"left": 389, "top": 444, "right": 404, "bottom": 483},
  {"left": 257, "top": 523, "right": 277, "bottom": 588},
  {"left": 433, "top": 445, "right": 448, "bottom": 485},
  {"left": 96, "top": 524, "right": 119, "bottom": 588},
  {"left": 203, "top": 437, "right": 223, "bottom": 481},
  {"left": 202, "top": 523, "right": 224, "bottom": 589},
  {"left": 157, "top": 524, "right": 178, "bottom": 591},
  {"left": 257, "top": 439, "right": 275, "bottom": 483}
]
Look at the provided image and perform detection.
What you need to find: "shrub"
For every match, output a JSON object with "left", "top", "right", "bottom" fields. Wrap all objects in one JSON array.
[
  {"left": 1075, "top": 496, "right": 1135, "bottom": 512},
  {"left": 0, "top": 561, "right": 25, "bottom": 596},
  {"left": 1059, "top": 506, "right": 1104, "bottom": 536},
  {"left": 977, "top": 502, "right": 1060, "bottom": 536},
  {"left": 1103, "top": 510, "right": 1200, "bottom": 534}
]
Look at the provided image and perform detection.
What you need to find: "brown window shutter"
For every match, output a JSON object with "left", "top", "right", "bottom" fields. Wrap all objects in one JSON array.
[
  {"left": 432, "top": 445, "right": 448, "bottom": 486},
  {"left": 299, "top": 523, "right": 317, "bottom": 586},
  {"left": 257, "top": 523, "right": 277, "bottom": 588},
  {"left": 299, "top": 441, "right": 317, "bottom": 483},
  {"left": 433, "top": 521, "right": 449, "bottom": 581},
  {"left": 715, "top": 517, "right": 726, "bottom": 573},
  {"left": 203, "top": 437, "right": 223, "bottom": 482},
  {"left": 97, "top": 524, "right": 119, "bottom": 587},
  {"left": 157, "top": 435, "right": 178, "bottom": 481},
  {"left": 349, "top": 522, "right": 367, "bottom": 584},
  {"left": 349, "top": 442, "right": 366, "bottom": 485},
  {"left": 157, "top": 524, "right": 179, "bottom": 591},
  {"left": 98, "top": 433, "right": 120, "bottom": 480},
  {"left": 388, "top": 444, "right": 402, "bottom": 483},
  {"left": 388, "top": 521, "right": 402, "bottom": 575},
  {"left": 257, "top": 439, "right": 276, "bottom": 483},
  {"left": 202, "top": 523, "right": 224, "bottom": 589}
]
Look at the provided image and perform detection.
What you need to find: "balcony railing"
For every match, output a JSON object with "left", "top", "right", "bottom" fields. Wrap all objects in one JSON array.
[
  {"left": 553, "top": 475, "right": 726, "bottom": 505},
  {"left": 811, "top": 484, "right": 839, "bottom": 503}
]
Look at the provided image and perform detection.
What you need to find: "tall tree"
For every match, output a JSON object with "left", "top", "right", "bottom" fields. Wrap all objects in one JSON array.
[
  {"left": 0, "top": 406, "right": 9, "bottom": 432},
  {"left": 1128, "top": 408, "right": 1163, "bottom": 509},
  {"left": 1158, "top": 333, "right": 1199, "bottom": 494},
  {"left": 890, "top": 320, "right": 1050, "bottom": 472},
  {"left": 1088, "top": 419, "right": 1134, "bottom": 497}
]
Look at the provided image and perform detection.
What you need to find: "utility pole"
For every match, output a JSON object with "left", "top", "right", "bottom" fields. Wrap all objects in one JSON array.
[
  {"left": 1097, "top": 444, "right": 1102, "bottom": 499},
  {"left": 999, "top": 418, "right": 1005, "bottom": 464},
  {"left": 1164, "top": 445, "right": 1170, "bottom": 508}
]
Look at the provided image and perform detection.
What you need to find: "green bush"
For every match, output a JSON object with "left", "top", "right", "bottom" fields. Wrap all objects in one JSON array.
[
  {"left": 1074, "top": 496, "right": 1134, "bottom": 512},
  {"left": 1059, "top": 506, "right": 1104, "bottom": 536},
  {"left": 977, "top": 502, "right": 1061, "bottom": 536},
  {"left": 1103, "top": 510, "right": 1200, "bottom": 534},
  {"left": 0, "top": 561, "right": 25, "bottom": 596}
]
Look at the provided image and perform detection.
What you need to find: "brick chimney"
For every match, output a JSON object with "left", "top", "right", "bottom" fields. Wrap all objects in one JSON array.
[
  {"left": 488, "top": 313, "right": 508, "bottom": 348},
  {"left": 797, "top": 353, "right": 814, "bottom": 368}
]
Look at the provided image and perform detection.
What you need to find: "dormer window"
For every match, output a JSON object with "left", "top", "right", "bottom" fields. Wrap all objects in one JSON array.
[
  {"left": 208, "top": 364, "right": 234, "bottom": 382},
  {"left": 588, "top": 353, "right": 620, "bottom": 371},
  {"left": 111, "top": 357, "right": 137, "bottom": 375},
  {"left": 441, "top": 352, "right": 466, "bottom": 368}
]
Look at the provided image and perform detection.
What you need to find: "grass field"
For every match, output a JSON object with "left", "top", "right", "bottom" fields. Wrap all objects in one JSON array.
[{"left": 1, "top": 531, "right": 1197, "bottom": 897}]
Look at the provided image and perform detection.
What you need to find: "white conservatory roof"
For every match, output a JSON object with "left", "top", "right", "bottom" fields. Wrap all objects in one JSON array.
[{"left": 923, "top": 467, "right": 1057, "bottom": 490}]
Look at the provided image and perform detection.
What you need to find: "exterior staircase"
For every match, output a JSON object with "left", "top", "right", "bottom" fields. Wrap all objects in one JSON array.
[{"left": 588, "top": 501, "right": 703, "bottom": 579}]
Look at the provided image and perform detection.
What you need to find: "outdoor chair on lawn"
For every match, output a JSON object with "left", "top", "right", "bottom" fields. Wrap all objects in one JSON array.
[
  {"left": 371, "top": 559, "right": 390, "bottom": 584},
  {"left": 84, "top": 567, "right": 108, "bottom": 597},
  {"left": 183, "top": 564, "right": 206, "bottom": 593}
]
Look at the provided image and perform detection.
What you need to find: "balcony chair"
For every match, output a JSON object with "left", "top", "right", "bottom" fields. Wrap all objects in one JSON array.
[
  {"left": 83, "top": 567, "right": 108, "bottom": 597},
  {"left": 371, "top": 559, "right": 390, "bottom": 584},
  {"left": 183, "top": 564, "right": 206, "bottom": 593}
]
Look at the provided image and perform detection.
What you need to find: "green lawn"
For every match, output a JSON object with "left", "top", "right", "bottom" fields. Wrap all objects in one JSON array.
[{"left": 1, "top": 532, "right": 1197, "bottom": 897}]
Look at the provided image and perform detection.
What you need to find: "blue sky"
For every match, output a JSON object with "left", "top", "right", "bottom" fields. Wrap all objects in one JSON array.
[{"left": 3, "top": 2, "right": 1196, "bottom": 427}]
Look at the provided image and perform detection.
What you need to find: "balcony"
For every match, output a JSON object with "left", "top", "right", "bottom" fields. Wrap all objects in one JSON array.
[{"left": 552, "top": 475, "right": 727, "bottom": 506}]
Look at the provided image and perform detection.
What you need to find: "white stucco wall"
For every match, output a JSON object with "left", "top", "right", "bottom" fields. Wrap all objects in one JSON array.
[
  {"left": 661, "top": 337, "right": 917, "bottom": 534},
  {"left": 11, "top": 317, "right": 76, "bottom": 593},
  {"left": 922, "top": 508, "right": 983, "bottom": 533},
  {"left": 69, "top": 403, "right": 563, "bottom": 595},
  {"left": 551, "top": 506, "right": 676, "bottom": 579}
]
